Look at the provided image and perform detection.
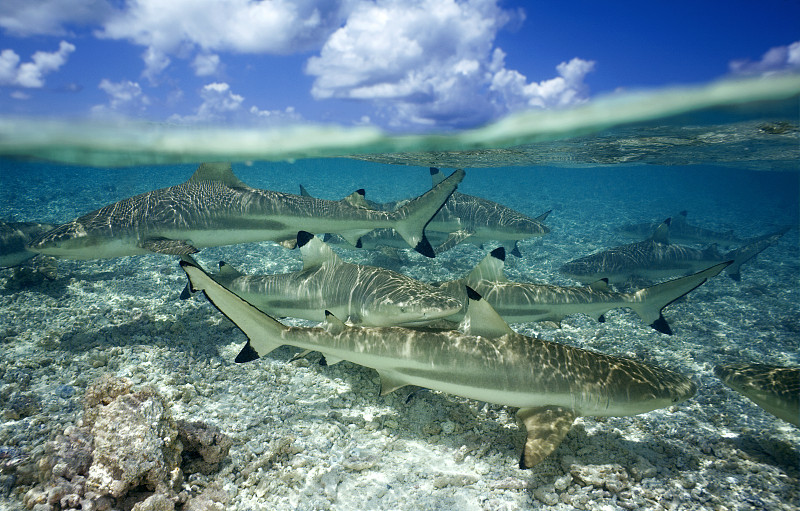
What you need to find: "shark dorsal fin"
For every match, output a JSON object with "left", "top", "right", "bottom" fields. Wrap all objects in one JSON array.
[
  {"left": 297, "top": 231, "right": 341, "bottom": 269},
  {"left": 467, "top": 247, "right": 508, "bottom": 283},
  {"left": 323, "top": 310, "right": 346, "bottom": 335},
  {"left": 187, "top": 162, "right": 246, "bottom": 188},
  {"left": 342, "top": 189, "right": 370, "bottom": 209},
  {"left": 429, "top": 167, "right": 446, "bottom": 187},
  {"left": 458, "top": 286, "right": 514, "bottom": 339},
  {"left": 589, "top": 278, "right": 610, "bottom": 291},
  {"left": 378, "top": 370, "right": 409, "bottom": 396},
  {"left": 534, "top": 209, "right": 552, "bottom": 223},
  {"left": 217, "top": 261, "right": 244, "bottom": 278},
  {"left": 299, "top": 184, "right": 312, "bottom": 197},
  {"left": 649, "top": 218, "right": 671, "bottom": 243}
]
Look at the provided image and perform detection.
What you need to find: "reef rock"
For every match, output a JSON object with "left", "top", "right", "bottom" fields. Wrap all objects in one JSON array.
[
  {"left": 87, "top": 386, "right": 182, "bottom": 498},
  {"left": 177, "top": 420, "right": 233, "bottom": 476}
]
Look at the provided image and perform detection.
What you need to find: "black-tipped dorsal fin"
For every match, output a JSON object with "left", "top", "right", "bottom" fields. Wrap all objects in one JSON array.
[
  {"left": 517, "top": 406, "right": 575, "bottom": 469},
  {"left": 187, "top": 162, "right": 246, "bottom": 187},
  {"left": 429, "top": 167, "right": 446, "bottom": 187},
  {"left": 298, "top": 232, "right": 341, "bottom": 269},
  {"left": 217, "top": 261, "right": 244, "bottom": 278},
  {"left": 466, "top": 248, "right": 508, "bottom": 283},
  {"left": 649, "top": 218, "right": 671, "bottom": 244},
  {"left": 534, "top": 209, "right": 552, "bottom": 223},
  {"left": 588, "top": 278, "right": 610, "bottom": 291},
  {"left": 323, "top": 310, "right": 346, "bottom": 335},
  {"left": 342, "top": 189, "right": 370, "bottom": 209},
  {"left": 458, "top": 286, "right": 514, "bottom": 339}
]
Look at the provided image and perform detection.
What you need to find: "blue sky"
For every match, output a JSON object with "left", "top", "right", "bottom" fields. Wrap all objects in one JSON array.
[{"left": 1, "top": 0, "right": 798, "bottom": 131}]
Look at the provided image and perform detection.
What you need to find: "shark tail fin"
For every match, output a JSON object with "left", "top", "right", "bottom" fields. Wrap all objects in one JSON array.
[
  {"left": 179, "top": 257, "right": 286, "bottom": 361},
  {"left": 723, "top": 226, "right": 789, "bottom": 281},
  {"left": 629, "top": 261, "right": 731, "bottom": 334},
  {"left": 392, "top": 169, "right": 465, "bottom": 258}
]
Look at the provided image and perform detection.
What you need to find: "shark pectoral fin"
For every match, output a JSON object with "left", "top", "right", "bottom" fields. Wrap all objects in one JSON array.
[
  {"left": 378, "top": 370, "right": 409, "bottom": 396},
  {"left": 459, "top": 287, "right": 514, "bottom": 339},
  {"left": 589, "top": 278, "right": 610, "bottom": 291},
  {"left": 140, "top": 237, "right": 199, "bottom": 255},
  {"left": 509, "top": 241, "right": 522, "bottom": 259},
  {"left": 324, "top": 310, "right": 347, "bottom": 335},
  {"left": 218, "top": 261, "right": 244, "bottom": 277},
  {"left": 436, "top": 230, "right": 474, "bottom": 253},
  {"left": 517, "top": 406, "right": 576, "bottom": 469}
]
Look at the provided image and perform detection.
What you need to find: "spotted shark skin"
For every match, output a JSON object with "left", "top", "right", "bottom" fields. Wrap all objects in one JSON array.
[
  {"left": 715, "top": 363, "right": 800, "bottom": 427},
  {"left": 182, "top": 231, "right": 463, "bottom": 327},
  {"left": 27, "top": 163, "right": 465, "bottom": 260},
  {"left": 180, "top": 257, "right": 697, "bottom": 468}
]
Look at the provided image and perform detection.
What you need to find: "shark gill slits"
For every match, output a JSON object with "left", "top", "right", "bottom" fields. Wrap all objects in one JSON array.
[{"left": 297, "top": 230, "right": 315, "bottom": 248}]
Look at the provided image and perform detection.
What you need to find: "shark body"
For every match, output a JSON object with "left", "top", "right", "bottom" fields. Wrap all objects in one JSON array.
[
  {"left": 28, "top": 163, "right": 464, "bottom": 260},
  {"left": 560, "top": 219, "right": 788, "bottom": 284},
  {"left": 310, "top": 167, "right": 550, "bottom": 256},
  {"left": 435, "top": 247, "right": 732, "bottom": 334},
  {"left": 180, "top": 257, "right": 697, "bottom": 468},
  {"left": 715, "top": 363, "right": 799, "bottom": 427},
  {"left": 183, "top": 231, "right": 463, "bottom": 327},
  {"left": 620, "top": 211, "right": 745, "bottom": 247},
  {"left": 0, "top": 220, "right": 55, "bottom": 268}
]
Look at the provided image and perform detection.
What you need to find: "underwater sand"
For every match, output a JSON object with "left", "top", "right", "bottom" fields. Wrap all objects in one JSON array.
[{"left": 1, "top": 158, "right": 798, "bottom": 510}]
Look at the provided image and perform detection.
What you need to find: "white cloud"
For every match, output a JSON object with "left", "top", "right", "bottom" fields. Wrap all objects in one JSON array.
[
  {"left": 169, "top": 81, "right": 244, "bottom": 124},
  {"left": 0, "top": 0, "right": 113, "bottom": 36},
  {"left": 98, "top": 79, "right": 148, "bottom": 108},
  {"left": 0, "top": 40, "right": 76, "bottom": 88},
  {"left": 97, "top": 0, "right": 354, "bottom": 78},
  {"left": 192, "top": 53, "right": 220, "bottom": 76},
  {"left": 729, "top": 41, "right": 800, "bottom": 76},
  {"left": 305, "top": 0, "right": 593, "bottom": 128}
]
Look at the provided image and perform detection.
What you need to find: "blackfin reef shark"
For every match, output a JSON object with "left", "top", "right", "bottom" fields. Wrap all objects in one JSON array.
[
  {"left": 560, "top": 218, "right": 789, "bottom": 285},
  {"left": 619, "top": 211, "right": 745, "bottom": 247},
  {"left": 715, "top": 363, "right": 799, "bottom": 427},
  {"left": 181, "top": 231, "right": 463, "bottom": 327},
  {"left": 434, "top": 247, "right": 732, "bottom": 335},
  {"left": 305, "top": 167, "right": 550, "bottom": 257},
  {"left": 0, "top": 220, "right": 55, "bottom": 268},
  {"left": 27, "top": 163, "right": 464, "bottom": 260},
  {"left": 180, "top": 257, "right": 697, "bottom": 468}
]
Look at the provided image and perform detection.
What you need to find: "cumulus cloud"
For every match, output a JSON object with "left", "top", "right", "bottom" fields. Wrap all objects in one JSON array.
[
  {"left": 168, "top": 82, "right": 244, "bottom": 123},
  {"left": 192, "top": 53, "right": 220, "bottom": 76},
  {"left": 92, "top": 79, "right": 149, "bottom": 115},
  {"left": 0, "top": 40, "right": 76, "bottom": 88},
  {"left": 97, "top": 0, "right": 353, "bottom": 78},
  {"left": 729, "top": 41, "right": 800, "bottom": 76},
  {"left": 305, "top": 0, "right": 593, "bottom": 128},
  {"left": 0, "top": 0, "right": 113, "bottom": 36}
]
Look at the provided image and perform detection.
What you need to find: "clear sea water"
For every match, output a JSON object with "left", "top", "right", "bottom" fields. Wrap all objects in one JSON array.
[{"left": 0, "top": 75, "right": 798, "bottom": 510}]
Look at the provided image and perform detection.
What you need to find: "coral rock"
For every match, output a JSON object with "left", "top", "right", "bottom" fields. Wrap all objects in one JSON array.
[{"left": 177, "top": 420, "right": 232, "bottom": 475}]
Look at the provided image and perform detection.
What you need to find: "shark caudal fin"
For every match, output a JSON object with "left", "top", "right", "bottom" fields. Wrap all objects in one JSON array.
[
  {"left": 723, "top": 226, "right": 790, "bottom": 281},
  {"left": 178, "top": 257, "right": 287, "bottom": 362},
  {"left": 628, "top": 261, "right": 731, "bottom": 334},
  {"left": 392, "top": 168, "right": 465, "bottom": 257}
]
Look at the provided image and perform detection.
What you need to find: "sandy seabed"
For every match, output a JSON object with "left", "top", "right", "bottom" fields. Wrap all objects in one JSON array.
[{"left": 1, "top": 162, "right": 798, "bottom": 510}]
